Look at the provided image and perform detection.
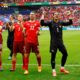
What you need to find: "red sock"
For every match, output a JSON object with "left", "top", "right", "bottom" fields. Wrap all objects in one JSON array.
[
  {"left": 12, "top": 60, "right": 16, "bottom": 70},
  {"left": 0, "top": 61, "right": 2, "bottom": 67},
  {"left": 37, "top": 56, "right": 41, "bottom": 66},
  {"left": 22, "top": 58, "right": 25, "bottom": 70},
  {"left": 24, "top": 57, "right": 29, "bottom": 70}
]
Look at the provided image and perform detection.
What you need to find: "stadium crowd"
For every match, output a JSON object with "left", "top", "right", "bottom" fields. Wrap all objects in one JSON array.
[
  {"left": 0, "top": 0, "right": 80, "bottom": 3},
  {"left": 37, "top": 6, "right": 80, "bottom": 27},
  {"left": 0, "top": 0, "right": 80, "bottom": 77},
  {"left": 0, "top": 6, "right": 80, "bottom": 27}
]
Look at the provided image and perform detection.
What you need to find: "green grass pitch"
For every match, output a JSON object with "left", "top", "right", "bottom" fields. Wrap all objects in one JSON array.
[{"left": 0, "top": 30, "right": 80, "bottom": 80}]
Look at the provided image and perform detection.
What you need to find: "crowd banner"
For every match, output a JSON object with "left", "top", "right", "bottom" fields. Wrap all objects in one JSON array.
[{"left": 0, "top": 1, "right": 80, "bottom": 6}]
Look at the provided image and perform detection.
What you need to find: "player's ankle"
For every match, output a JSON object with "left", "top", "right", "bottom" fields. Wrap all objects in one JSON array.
[
  {"left": 52, "top": 69, "right": 57, "bottom": 77},
  {"left": 24, "top": 70, "right": 29, "bottom": 75},
  {"left": 38, "top": 66, "right": 42, "bottom": 72},
  {"left": 52, "top": 69, "right": 56, "bottom": 72},
  {"left": 61, "top": 66, "right": 64, "bottom": 69},
  {"left": 60, "top": 68, "right": 69, "bottom": 74}
]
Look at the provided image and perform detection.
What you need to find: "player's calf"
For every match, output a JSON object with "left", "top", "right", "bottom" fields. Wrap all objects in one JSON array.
[
  {"left": 0, "top": 50, "right": 3, "bottom": 71},
  {"left": 10, "top": 54, "right": 16, "bottom": 71},
  {"left": 23, "top": 54, "right": 29, "bottom": 74},
  {"left": 36, "top": 53, "right": 42, "bottom": 72}
]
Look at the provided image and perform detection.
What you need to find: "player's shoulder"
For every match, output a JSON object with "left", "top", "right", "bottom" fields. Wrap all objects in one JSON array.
[
  {"left": 24, "top": 21, "right": 30, "bottom": 24},
  {"left": 0, "top": 20, "right": 3, "bottom": 26},
  {"left": 0, "top": 20, "right": 2, "bottom": 23},
  {"left": 14, "top": 22, "right": 18, "bottom": 26},
  {"left": 35, "top": 20, "right": 40, "bottom": 24},
  {"left": 46, "top": 20, "right": 52, "bottom": 24},
  {"left": 35, "top": 20, "right": 39, "bottom": 22},
  {"left": 13, "top": 22, "right": 19, "bottom": 28},
  {"left": 23, "top": 21, "right": 31, "bottom": 28}
]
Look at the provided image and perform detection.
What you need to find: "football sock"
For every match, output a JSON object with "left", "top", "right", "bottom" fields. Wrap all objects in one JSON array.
[
  {"left": 51, "top": 53, "right": 56, "bottom": 69},
  {"left": 61, "top": 67, "right": 64, "bottom": 69},
  {"left": 37, "top": 56, "right": 41, "bottom": 66},
  {"left": 12, "top": 60, "right": 16, "bottom": 70},
  {"left": 24, "top": 57, "right": 29, "bottom": 70},
  {"left": 22, "top": 57, "right": 25, "bottom": 69},
  {"left": 52, "top": 69, "right": 56, "bottom": 72},
  {"left": 0, "top": 61, "right": 2, "bottom": 68}
]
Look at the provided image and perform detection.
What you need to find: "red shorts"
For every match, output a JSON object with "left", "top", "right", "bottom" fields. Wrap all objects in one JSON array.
[
  {"left": 13, "top": 41, "right": 24, "bottom": 54},
  {"left": 0, "top": 44, "right": 2, "bottom": 51},
  {"left": 25, "top": 42, "right": 39, "bottom": 54},
  {"left": 0, "top": 39, "right": 2, "bottom": 44}
]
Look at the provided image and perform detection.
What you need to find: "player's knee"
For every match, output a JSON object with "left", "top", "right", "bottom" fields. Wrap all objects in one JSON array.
[
  {"left": 12, "top": 54, "right": 16, "bottom": 57},
  {"left": 12, "top": 54, "right": 16, "bottom": 60},
  {"left": 50, "top": 49, "right": 57, "bottom": 54},
  {"left": 51, "top": 52, "right": 56, "bottom": 57},
  {"left": 0, "top": 52, "right": 1, "bottom": 55},
  {"left": 24, "top": 53, "right": 29, "bottom": 58},
  {"left": 0, "top": 48, "right": 2, "bottom": 51},
  {"left": 36, "top": 53, "right": 40, "bottom": 57},
  {"left": 63, "top": 52, "right": 68, "bottom": 57},
  {"left": 0, "top": 51, "right": 1, "bottom": 54}
]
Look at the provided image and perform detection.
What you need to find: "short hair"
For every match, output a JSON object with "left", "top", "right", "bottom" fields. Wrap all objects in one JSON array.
[
  {"left": 9, "top": 15, "right": 15, "bottom": 19},
  {"left": 17, "top": 14, "right": 23, "bottom": 18},
  {"left": 30, "top": 11, "right": 35, "bottom": 15}
]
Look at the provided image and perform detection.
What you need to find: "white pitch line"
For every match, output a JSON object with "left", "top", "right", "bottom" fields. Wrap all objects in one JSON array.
[{"left": 2, "top": 64, "right": 80, "bottom": 67}]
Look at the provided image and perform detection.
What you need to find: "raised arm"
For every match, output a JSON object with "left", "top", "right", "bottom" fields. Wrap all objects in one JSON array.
[
  {"left": 19, "top": 21, "right": 26, "bottom": 33},
  {"left": 61, "top": 11, "right": 73, "bottom": 26},
  {"left": 0, "top": 21, "right": 3, "bottom": 30},
  {"left": 40, "top": 11, "right": 51, "bottom": 27},
  {"left": 6, "top": 22, "right": 15, "bottom": 32},
  {"left": 61, "top": 19, "right": 73, "bottom": 26}
]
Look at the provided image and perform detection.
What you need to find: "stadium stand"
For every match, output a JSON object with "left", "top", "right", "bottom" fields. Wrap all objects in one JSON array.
[
  {"left": 37, "top": 6, "right": 80, "bottom": 27},
  {"left": 0, "top": 6, "right": 80, "bottom": 27},
  {"left": 0, "top": 0, "right": 80, "bottom": 27},
  {"left": 0, "top": 0, "right": 80, "bottom": 3}
]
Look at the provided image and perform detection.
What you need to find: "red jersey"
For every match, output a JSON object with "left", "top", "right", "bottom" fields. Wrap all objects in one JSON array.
[
  {"left": 24, "top": 20, "right": 40, "bottom": 44},
  {"left": 0, "top": 21, "right": 3, "bottom": 44},
  {"left": 14, "top": 23, "right": 24, "bottom": 42}
]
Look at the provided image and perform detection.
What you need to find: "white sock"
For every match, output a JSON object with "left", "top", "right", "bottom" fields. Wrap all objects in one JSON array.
[
  {"left": 61, "top": 67, "right": 64, "bottom": 69},
  {"left": 52, "top": 69, "right": 56, "bottom": 72}
]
